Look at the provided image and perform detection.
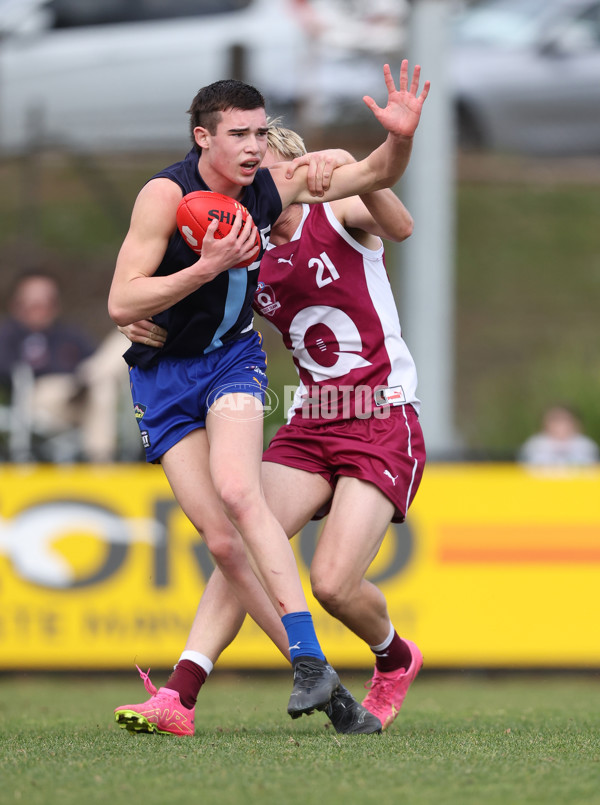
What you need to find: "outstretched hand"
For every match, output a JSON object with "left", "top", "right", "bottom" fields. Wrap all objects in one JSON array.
[{"left": 363, "top": 61, "right": 430, "bottom": 139}]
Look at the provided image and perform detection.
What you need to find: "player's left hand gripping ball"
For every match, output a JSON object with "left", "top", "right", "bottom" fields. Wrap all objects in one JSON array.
[{"left": 176, "top": 190, "right": 261, "bottom": 268}]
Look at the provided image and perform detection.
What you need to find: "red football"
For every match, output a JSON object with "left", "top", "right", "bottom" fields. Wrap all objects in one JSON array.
[{"left": 176, "top": 190, "right": 261, "bottom": 268}]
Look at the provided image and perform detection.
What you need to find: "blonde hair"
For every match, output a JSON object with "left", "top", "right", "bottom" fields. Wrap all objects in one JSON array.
[{"left": 266, "top": 116, "right": 307, "bottom": 160}]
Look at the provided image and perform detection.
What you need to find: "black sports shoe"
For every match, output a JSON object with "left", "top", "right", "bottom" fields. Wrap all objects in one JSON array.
[
  {"left": 287, "top": 656, "right": 340, "bottom": 718},
  {"left": 325, "top": 684, "right": 382, "bottom": 735}
]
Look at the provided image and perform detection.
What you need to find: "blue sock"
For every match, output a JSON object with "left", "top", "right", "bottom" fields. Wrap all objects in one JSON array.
[{"left": 281, "top": 611, "right": 326, "bottom": 663}]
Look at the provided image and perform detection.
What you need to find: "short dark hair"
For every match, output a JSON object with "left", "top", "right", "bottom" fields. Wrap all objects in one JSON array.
[{"left": 187, "top": 79, "right": 266, "bottom": 152}]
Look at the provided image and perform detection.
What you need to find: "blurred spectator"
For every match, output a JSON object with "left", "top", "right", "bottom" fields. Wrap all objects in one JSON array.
[
  {"left": 518, "top": 404, "right": 599, "bottom": 467},
  {"left": 0, "top": 270, "right": 132, "bottom": 462}
]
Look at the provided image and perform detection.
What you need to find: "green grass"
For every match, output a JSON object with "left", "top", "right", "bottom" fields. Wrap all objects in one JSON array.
[{"left": 1, "top": 673, "right": 600, "bottom": 805}]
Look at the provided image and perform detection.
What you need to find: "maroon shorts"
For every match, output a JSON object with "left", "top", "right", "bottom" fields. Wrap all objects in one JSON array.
[{"left": 262, "top": 405, "right": 426, "bottom": 523}]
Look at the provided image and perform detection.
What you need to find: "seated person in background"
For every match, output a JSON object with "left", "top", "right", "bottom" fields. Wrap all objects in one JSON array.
[
  {"left": 0, "top": 269, "right": 129, "bottom": 462},
  {"left": 518, "top": 404, "right": 599, "bottom": 467}
]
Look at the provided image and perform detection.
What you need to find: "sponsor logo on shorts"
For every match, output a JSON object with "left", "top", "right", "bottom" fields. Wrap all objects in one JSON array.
[
  {"left": 133, "top": 402, "right": 147, "bottom": 420},
  {"left": 383, "top": 470, "right": 399, "bottom": 486},
  {"left": 247, "top": 364, "right": 267, "bottom": 381},
  {"left": 140, "top": 430, "right": 151, "bottom": 449}
]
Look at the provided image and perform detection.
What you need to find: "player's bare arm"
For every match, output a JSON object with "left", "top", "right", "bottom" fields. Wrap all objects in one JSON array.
[
  {"left": 108, "top": 179, "right": 258, "bottom": 326},
  {"left": 271, "top": 61, "right": 429, "bottom": 208},
  {"left": 296, "top": 146, "right": 414, "bottom": 241},
  {"left": 337, "top": 190, "right": 413, "bottom": 243},
  {"left": 288, "top": 148, "right": 356, "bottom": 197},
  {"left": 267, "top": 129, "right": 413, "bottom": 243}
]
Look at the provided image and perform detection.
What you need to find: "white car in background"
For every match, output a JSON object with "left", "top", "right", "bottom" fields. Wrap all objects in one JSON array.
[
  {"left": 0, "top": 0, "right": 405, "bottom": 154},
  {"left": 452, "top": 0, "right": 600, "bottom": 154}
]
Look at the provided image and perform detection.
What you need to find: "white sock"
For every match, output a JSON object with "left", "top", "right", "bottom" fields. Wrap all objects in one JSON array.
[
  {"left": 177, "top": 650, "right": 214, "bottom": 676},
  {"left": 369, "top": 622, "right": 395, "bottom": 654}
]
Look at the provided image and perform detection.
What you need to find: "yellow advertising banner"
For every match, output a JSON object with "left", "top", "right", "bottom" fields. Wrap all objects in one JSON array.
[{"left": 1, "top": 463, "right": 599, "bottom": 670}]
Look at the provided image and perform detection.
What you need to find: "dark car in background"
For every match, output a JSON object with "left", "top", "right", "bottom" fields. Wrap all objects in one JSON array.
[{"left": 452, "top": 0, "right": 600, "bottom": 154}]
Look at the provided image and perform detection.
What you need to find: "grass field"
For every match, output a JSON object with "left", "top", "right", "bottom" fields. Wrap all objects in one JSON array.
[{"left": 1, "top": 672, "right": 599, "bottom": 805}]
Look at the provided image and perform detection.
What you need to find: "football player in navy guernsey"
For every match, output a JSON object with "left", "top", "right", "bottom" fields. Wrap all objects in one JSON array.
[
  {"left": 109, "top": 62, "right": 429, "bottom": 732},
  {"left": 115, "top": 123, "right": 425, "bottom": 737}
]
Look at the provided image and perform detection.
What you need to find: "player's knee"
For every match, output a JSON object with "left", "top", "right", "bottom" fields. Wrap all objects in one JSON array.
[
  {"left": 208, "top": 531, "right": 246, "bottom": 571},
  {"left": 216, "top": 478, "right": 260, "bottom": 526},
  {"left": 310, "top": 571, "right": 349, "bottom": 615}
]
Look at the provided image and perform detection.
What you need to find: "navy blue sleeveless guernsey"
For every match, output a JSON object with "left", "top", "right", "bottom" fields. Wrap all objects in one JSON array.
[{"left": 124, "top": 148, "right": 282, "bottom": 368}]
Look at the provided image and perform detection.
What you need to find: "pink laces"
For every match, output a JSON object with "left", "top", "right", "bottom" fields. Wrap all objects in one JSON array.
[
  {"left": 364, "top": 674, "right": 396, "bottom": 704},
  {"left": 136, "top": 665, "right": 158, "bottom": 696}
]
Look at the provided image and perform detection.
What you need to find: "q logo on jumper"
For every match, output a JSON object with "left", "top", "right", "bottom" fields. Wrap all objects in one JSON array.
[{"left": 289, "top": 305, "right": 371, "bottom": 383}]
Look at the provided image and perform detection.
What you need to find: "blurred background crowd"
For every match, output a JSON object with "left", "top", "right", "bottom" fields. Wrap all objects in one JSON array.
[{"left": 1, "top": 0, "right": 599, "bottom": 465}]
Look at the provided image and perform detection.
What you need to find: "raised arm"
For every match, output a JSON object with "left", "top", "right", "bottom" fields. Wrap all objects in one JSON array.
[
  {"left": 271, "top": 61, "right": 430, "bottom": 207},
  {"left": 334, "top": 189, "right": 413, "bottom": 243},
  {"left": 296, "top": 145, "right": 414, "bottom": 242}
]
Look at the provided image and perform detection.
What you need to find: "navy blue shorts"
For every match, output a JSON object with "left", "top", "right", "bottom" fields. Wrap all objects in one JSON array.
[{"left": 129, "top": 331, "right": 268, "bottom": 462}]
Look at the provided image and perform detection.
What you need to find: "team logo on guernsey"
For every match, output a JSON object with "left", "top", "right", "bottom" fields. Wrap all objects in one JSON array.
[
  {"left": 289, "top": 305, "right": 371, "bottom": 382},
  {"left": 133, "top": 402, "right": 147, "bottom": 420},
  {"left": 254, "top": 281, "right": 281, "bottom": 317}
]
